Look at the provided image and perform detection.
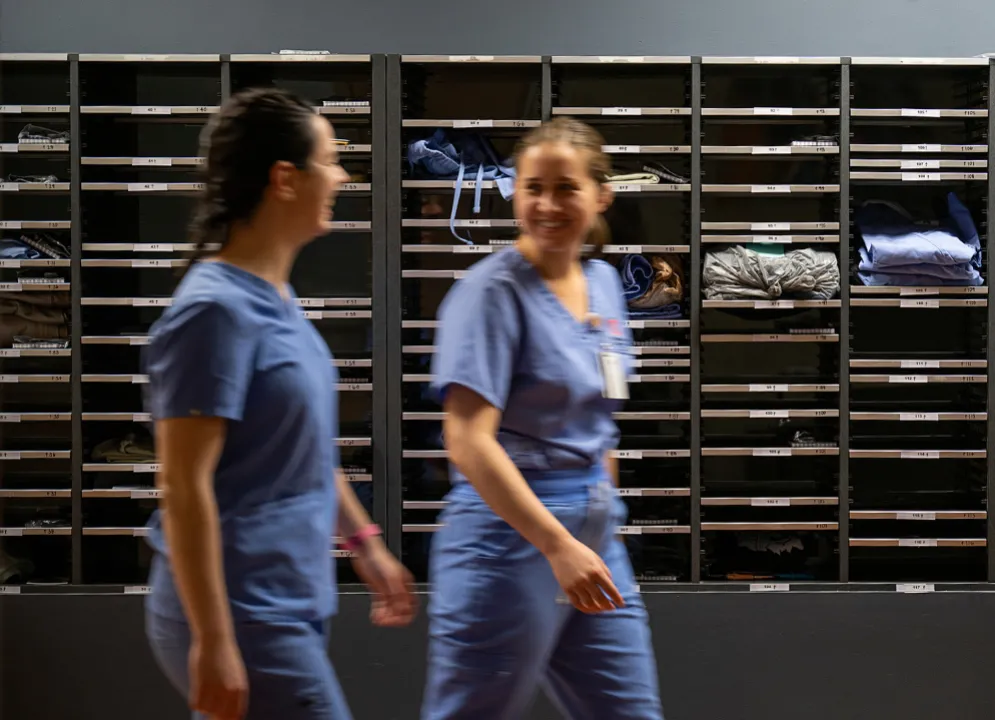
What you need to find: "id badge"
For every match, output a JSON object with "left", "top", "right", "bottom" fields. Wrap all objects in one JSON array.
[{"left": 598, "top": 349, "right": 629, "bottom": 400}]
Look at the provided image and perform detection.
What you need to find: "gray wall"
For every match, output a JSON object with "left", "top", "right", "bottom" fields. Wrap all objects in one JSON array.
[{"left": 1, "top": 0, "right": 995, "bottom": 56}]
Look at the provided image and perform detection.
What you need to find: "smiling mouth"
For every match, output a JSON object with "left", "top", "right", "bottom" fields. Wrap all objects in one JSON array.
[{"left": 536, "top": 220, "right": 568, "bottom": 230}]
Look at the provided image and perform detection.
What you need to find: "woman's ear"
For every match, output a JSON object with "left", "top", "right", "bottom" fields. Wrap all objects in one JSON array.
[
  {"left": 598, "top": 181, "right": 615, "bottom": 214},
  {"left": 269, "top": 160, "right": 298, "bottom": 202}
]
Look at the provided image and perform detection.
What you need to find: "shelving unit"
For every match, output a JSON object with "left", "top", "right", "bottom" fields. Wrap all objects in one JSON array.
[{"left": 1, "top": 53, "right": 994, "bottom": 594}]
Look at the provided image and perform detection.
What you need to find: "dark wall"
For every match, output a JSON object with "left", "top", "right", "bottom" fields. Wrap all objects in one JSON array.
[
  {"left": 2, "top": 0, "right": 995, "bottom": 56},
  {"left": 4, "top": 591, "right": 995, "bottom": 720}
]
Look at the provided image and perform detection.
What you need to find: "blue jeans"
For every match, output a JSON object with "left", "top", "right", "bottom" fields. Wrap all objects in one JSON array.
[
  {"left": 422, "top": 475, "right": 664, "bottom": 719},
  {"left": 146, "top": 610, "right": 353, "bottom": 720}
]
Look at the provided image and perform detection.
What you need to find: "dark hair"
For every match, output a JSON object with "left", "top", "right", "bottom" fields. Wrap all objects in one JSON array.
[
  {"left": 180, "top": 87, "right": 317, "bottom": 277},
  {"left": 513, "top": 117, "right": 613, "bottom": 258}
]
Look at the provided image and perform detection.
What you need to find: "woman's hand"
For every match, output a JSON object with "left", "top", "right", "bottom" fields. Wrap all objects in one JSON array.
[
  {"left": 189, "top": 634, "right": 249, "bottom": 720},
  {"left": 351, "top": 542, "right": 418, "bottom": 627},
  {"left": 545, "top": 536, "right": 625, "bottom": 614}
]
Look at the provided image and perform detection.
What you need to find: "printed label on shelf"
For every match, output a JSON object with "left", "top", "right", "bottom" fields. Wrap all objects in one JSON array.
[
  {"left": 0, "top": 222, "right": 21, "bottom": 230},
  {"left": 0, "top": 106, "right": 22, "bottom": 114},
  {"left": 899, "top": 299, "right": 940, "bottom": 308},
  {"left": 901, "top": 108, "right": 941, "bottom": 118},
  {"left": 899, "top": 413, "right": 940, "bottom": 422},
  {"left": 453, "top": 119, "right": 494, "bottom": 128},
  {"left": 626, "top": 320, "right": 645, "bottom": 328},
  {"left": 0, "top": 586, "right": 21, "bottom": 594},
  {"left": 753, "top": 107, "right": 793, "bottom": 116},
  {"left": 899, "top": 287, "right": 939, "bottom": 296},
  {"left": 0, "top": 451, "right": 20, "bottom": 460},
  {"left": 463, "top": 219, "right": 490, "bottom": 227},
  {"left": 0, "top": 144, "right": 17, "bottom": 153},
  {"left": 128, "top": 183, "right": 168, "bottom": 192},
  {"left": 0, "top": 529, "right": 23, "bottom": 537},
  {"left": 0, "top": 283, "right": 22, "bottom": 292},
  {"left": 598, "top": 56, "right": 645, "bottom": 63},
  {"left": 889, "top": 375, "right": 928, "bottom": 384},
  {"left": 452, "top": 245, "right": 491, "bottom": 254},
  {"left": 753, "top": 235, "right": 793, "bottom": 243},
  {"left": 897, "top": 511, "right": 936, "bottom": 521},
  {"left": 131, "top": 375, "right": 149, "bottom": 384},
  {"left": 901, "top": 143, "right": 942, "bottom": 153},
  {"left": 899, "top": 538, "right": 938, "bottom": 547},
  {"left": 753, "top": 300, "right": 794, "bottom": 308},
  {"left": 134, "top": 413, "right": 152, "bottom": 422},
  {"left": 133, "top": 298, "right": 171, "bottom": 307},
  {"left": 603, "top": 107, "right": 643, "bottom": 116},
  {"left": 133, "top": 463, "right": 161, "bottom": 473},
  {"left": 297, "top": 298, "right": 324, "bottom": 308},
  {"left": 611, "top": 184, "right": 641, "bottom": 193},
  {"left": 131, "top": 106, "right": 171, "bottom": 115},
  {"left": 131, "top": 259, "right": 170, "bottom": 268},
  {"left": 749, "top": 410, "right": 790, "bottom": 419},
  {"left": 0, "top": 414, "right": 21, "bottom": 423},
  {"left": 130, "top": 489, "right": 160, "bottom": 500},
  {"left": 897, "top": 583, "right": 935, "bottom": 593},
  {"left": 752, "top": 185, "right": 791, "bottom": 193},
  {"left": 900, "top": 159, "right": 941, "bottom": 170},
  {"left": 751, "top": 222, "right": 790, "bottom": 231},
  {"left": 613, "top": 245, "right": 643, "bottom": 253},
  {"left": 617, "top": 526, "right": 642, "bottom": 535},
  {"left": 616, "top": 489, "right": 644, "bottom": 497},
  {"left": 614, "top": 450, "right": 644, "bottom": 460},
  {"left": 128, "top": 336, "right": 150, "bottom": 345},
  {"left": 753, "top": 448, "right": 792, "bottom": 457},
  {"left": 124, "top": 586, "right": 152, "bottom": 595},
  {"left": 900, "top": 451, "right": 940, "bottom": 460},
  {"left": 901, "top": 172, "right": 941, "bottom": 182},
  {"left": 131, "top": 157, "right": 173, "bottom": 167},
  {"left": 448, "top": 55, "right": 496, "bottom": 62},
  {"left": 754, "top": 57, "right": 800, "bottom": 64},
  {"left": 132, "top": 527, "right": 151, "bottom": 537},
  {"left": 751, "top": 498, "right": 790, "bottom": 507},
  {"left": 603, "top": 145, "right": 641, "bottom": 153},
  {"left": 338, "top": 383, "right": 369, "bottom": 392},
  {"left": 0, "top": 183, "right": 20, "bottom": 192},
  {"left": 900, "top": 360, "right": 939, "bottom": 369},
  {"left": 750, "top": 583, "right": 790, "bottom": 592},
  {"left": 136, "top": 243, "right": 174, "bottom": 252},
  {"left": 302, "top": 311, "right": 323, "bottom": 320},
  {"left": 0, "top": 376, "right": 18, "bottom": 384},
  {"left": 748, "top": 384, "right": 789, "bottom": 392},
  {"left": 752, "top": 146, "right": 792, "bottom": 154}
]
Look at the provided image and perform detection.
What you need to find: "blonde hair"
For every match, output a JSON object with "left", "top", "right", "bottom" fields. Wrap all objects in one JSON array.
[{"left": 514, "top": 117, "right": 613, "bottom": 258}]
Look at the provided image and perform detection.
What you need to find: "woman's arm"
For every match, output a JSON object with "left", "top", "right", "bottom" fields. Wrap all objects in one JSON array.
[
  {"left": 604, "top": 452, "right": 619, "bottom": 488},
  {"left": 155, "top": 416, "right": 235, "bottom": 643}
]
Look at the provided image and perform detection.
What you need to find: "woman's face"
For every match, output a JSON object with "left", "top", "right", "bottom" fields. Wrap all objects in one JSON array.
[
  {"left": 514, "top": 140, "right": 610, "bottom": 254},
  {"left": 287, "top": 115, "right": 351, "bottom": 240}
]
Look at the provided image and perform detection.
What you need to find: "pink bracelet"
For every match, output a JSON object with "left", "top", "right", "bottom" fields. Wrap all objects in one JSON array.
[{"left": 343, "top": 524, "right": 381, "bottom": 551}]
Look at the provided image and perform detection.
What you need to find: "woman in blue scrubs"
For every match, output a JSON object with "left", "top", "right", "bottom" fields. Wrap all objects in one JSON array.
[
  {"left": 143, "top": 87, "right": 416, "bottom": 720},
  {"left": 422, "top": 118, "right": 665, "bottom": 719}
]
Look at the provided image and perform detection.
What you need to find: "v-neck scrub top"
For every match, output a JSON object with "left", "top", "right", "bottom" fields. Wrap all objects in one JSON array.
[
  {"left": 430, "top": 247, "right": 632, "bottom": 479},
  {"left": 142, "top": 261, "right": 341, "bottom": 624}
]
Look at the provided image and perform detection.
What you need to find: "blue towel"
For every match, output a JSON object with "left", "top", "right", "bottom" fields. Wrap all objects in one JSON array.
[
  {"left": 619, "top": 254, "right": 656, "bottom": 303},
  {"left": 0, "top": 238, "right": 41, "bottom": 259},
  {"left": 857, "top": 248, "right": 982, "bottom": 283},
  {"left": 857, "top": 268, "right": 985, "bottom": 287},
  {"left": 628, "top": 305, "right": 683, "bottom": 319}
]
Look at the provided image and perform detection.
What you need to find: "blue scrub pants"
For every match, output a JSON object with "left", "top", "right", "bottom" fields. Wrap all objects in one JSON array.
[
  {"left": 422, "top": 472, "right": 664, "bottom": 719},
  {"left": 146, "top": 610, "right": 352, "bottom": 720}
]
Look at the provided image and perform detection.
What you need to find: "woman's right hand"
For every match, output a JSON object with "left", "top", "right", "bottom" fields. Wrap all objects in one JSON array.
[
  {"left": 545, "top": 536, "right": 626, "bottom": 613},
  {"left": 189, "top": 635, "right": 249, "bottom": 720}
]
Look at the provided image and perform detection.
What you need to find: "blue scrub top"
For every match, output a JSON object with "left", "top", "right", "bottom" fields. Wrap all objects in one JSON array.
[
  {"left": 142, "top": 261, "right": 340, "bottom": 624},
  {"left": 431, "top": 247, "right": 632, "bottom": 478}
]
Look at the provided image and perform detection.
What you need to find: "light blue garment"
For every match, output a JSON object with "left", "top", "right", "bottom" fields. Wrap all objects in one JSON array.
[
  {"left": 430, "top": 247, "right": 632, "bottom": 474},
  {"left": 856, "top": 193, "right": 981, "bottom": 269},
  {"left": 0, "top": 239, "right": 41, "bottom": 259},
  {"left": 142, "top": 261, "right": 340, "bottom": 624},
  {"left": 857, "top": 268, "right": 985, "bottom": 287},
  {"left": 619, "top": 254, "right": 655, "bottom": 303},
  {"left": 408, "top": 130, "right": 516, "bottom": 244},
  {"left": 147, "top": 611, "right": 352, "bottom": 720},
  {"left": 422, "top": 469, "right": 664, "bottom": 720},
  {"left": 857, "top": 247, "right": 983, "bottom": 283}
]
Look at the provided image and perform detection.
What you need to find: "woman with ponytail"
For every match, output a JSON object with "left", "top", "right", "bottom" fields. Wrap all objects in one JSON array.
[
  {"left": 142, "top": 87, "right": 415, "bottom": 720},
  {"left": 422, "top": 117, "right": 665, "bottom": 719}
]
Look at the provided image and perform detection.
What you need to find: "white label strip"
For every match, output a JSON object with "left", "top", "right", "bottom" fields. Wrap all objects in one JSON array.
[
  {"left": 0, "top": 528, "right": 23, "bottom": 536},
  {"left": 617, "top": 526, "right": 642, "bottom": 535},
  {"left": 0, "top": 414, "right": 21, "bottom": 423},
  {"left": 751, "top": 498, "right": 790, "bottom": 507},
  {"left": 900, "top": 451, "right": 940, "bottom": 459},
  {"left": 616, "top": 489, "right": 644, "bottom": 497},
  {"left": 449, "top": 55, "right": 495, "bottom": 62},
  {"left": 603, "top": 107, "right": 643, "bottom": 116},
  {"left": 131, "top": 107, "right": 171, "bottom": 115},
  {"left": 0, "top": 106, "right": 23, "bottom": 114},
  {"left": 603, "top": 145, "right": 641, "bottom": 153},
  {"left": 128, "top": 183, "right": 168, "bottom": 192},
  {"left": 898, "top": 583, "right": 935, "bottom": 593},
  {"left": 0, "top": 376, "right": 19, "bottom": 384},
  {"left": 753, "top": 448, "right": 792, "bottom": 457},
  {"left": 899, "top": 538, "right": 938, "bottom": 547},
  {"left": 901, "top": 108, "right": 941, "bottom": 118},
  {"left": 754, "top": 57, "right": 801, "bottom": 64},
  {"left": 899, "top": 413, "right": 939, "bottom": 422},
  {"left": 298, "top": 298, "right": 324, "bottom": 308},
  {"left": 749, "top": 410, "right": 789, "bottom": 418},
  {"left": 613, "top": 245, "right": 643, "bottom": 253},
  {"left": 0, "top": 183, "right": 20, "bottom": 192},
  {"left": 750, "top": 583, "right": 790, "bottom": 592},
  {"left": 897, "top": 511, "right": 936, "bottom": 521},
  {"left": 902, "top": 173, "right": 941, "bottom": 182},
  {"left": 754, "top": 300, "right": 794, "bottom": 308},
  {"left": 752, "top": 235, "right": 792, "bottom": 244},
  {"left": 132, "top": 157, "right": 173, "bottom": 167},
  {"left": 453, "top": 119, "right": 494, "bottom": 128},
  {"left": 901, "top": 159, "right": 940, "bottom": 170},
  {"left": 752, "top": 185, "right": 791, "bottom": 193},
  {"left": 133, "top": 298, "right": 171, "bottom": 307},
  {"left": 0, "top": 222, "right": 22, "bottom": 230},
  {"left": 627, "top": 320, "right": 645, "bottom": 328},
  {"left": 132, "top": 260, "right": 170, "bottom": 268},
  {"left": 754, "top": 107, "right": 793, "bottom": 116},
  {"left": 124, "top": 585, "right": 152, "bottom": 595},
  {"left": 140, "top": 243, "right": 174, "bottom": 252},
  {"left": 133, "top": 463, "right": 161, "bottom": 473},
  {"left": 611, "top": 184, "right": 641, "bottom": 193},
  {"left": 749, "top": 384, "right": 789, "bottom": 392},
  {"left": 129, "top": 336, "right": 150, "bottom": 345},
  {"left": 0, "top": 144, "right": 17, "bottom": 153},
  {"left": 131, "top": 375, "right": 149, "bottom": 384},
  {"left": 452, "top": 245, "right": 491, "bottom": 254},
  {"left": 615, "top": 450, "right": 644, "bottom": 460},
  {"left": 598, "top": 56, "right": 645, "bottom": 63},
  {"left": 900, "top": 299, "right": 940, "bottom": 308},
  {"left": 130, "top": 489, "right": 159, "bottom": 500},
  {"left": 0, "top": 586, "right": 21, "bottom": 594},
  {"left": 900, "top": 360, "right": 939, "bottom": 369},
  {"left": 889, "top": 376, "right": 928, "bottom": 384},
  {"left": 751, "top": 222, "right": 790, "bottom": 231},
  {"left": 752, "top": 146, "right": 792, "bottom": 155},
  {"left": 902, "top": 144, "right": 941, "bottom": 153}
]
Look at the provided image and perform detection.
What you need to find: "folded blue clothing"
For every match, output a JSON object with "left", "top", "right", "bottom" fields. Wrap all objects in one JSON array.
[
  {"left": 620, "top": 254, "right": 655, "bottom": 303},
  {"left": 855, "top": 193, "right": 981, "bottom": 269},
  {"left": 628, "top": 305, "right": 683, "bottom": 319},
  {"left": 857, "top": 248, "right": 982, "bottom": 282},
  {"left": 0, "top": 238, "right": 42, "bottom": 259},
  {"left": 857, "top": 269, "right": 985, "bottom": 287}
]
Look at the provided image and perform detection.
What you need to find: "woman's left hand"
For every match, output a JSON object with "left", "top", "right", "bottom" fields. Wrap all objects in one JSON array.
[{"left": 351, "top": 542, "right": 418, "bottom": 627}]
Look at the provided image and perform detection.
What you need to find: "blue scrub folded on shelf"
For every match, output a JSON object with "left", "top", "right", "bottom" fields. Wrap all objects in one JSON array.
[
  {"left": 855, "top": 193, "right": 983, "bottom": 286},
  {"left": 627, "top": 304, "right": 683, "bottom": 319},
  {"left": 618, "top": 253, "right": 684, "bottom": 312},
  {"left": 0, "top": 238, "right": 43, "bottom": 259}
]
